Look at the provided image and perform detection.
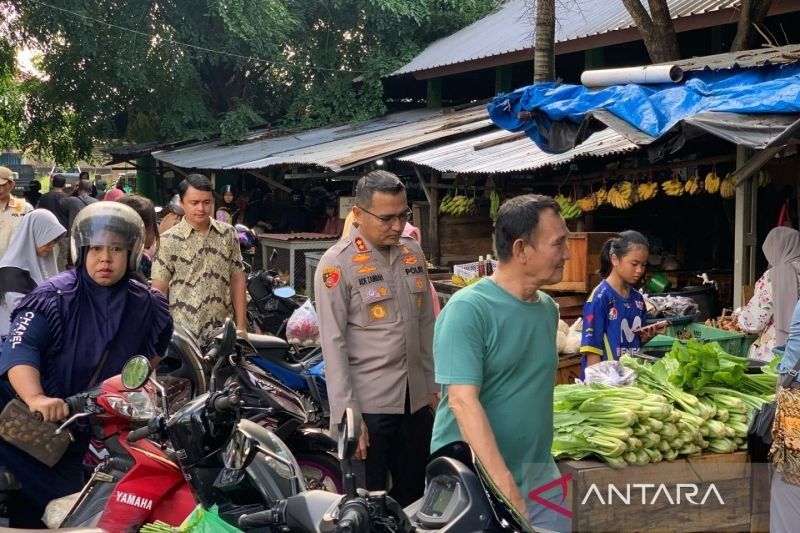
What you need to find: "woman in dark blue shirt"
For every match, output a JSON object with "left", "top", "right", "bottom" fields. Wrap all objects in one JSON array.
[{"left": 0, "top": 202, "right": 173, "bottom": 527}]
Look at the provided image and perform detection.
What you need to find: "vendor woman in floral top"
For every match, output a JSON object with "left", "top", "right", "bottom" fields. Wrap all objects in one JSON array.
[{"left": 737, "top": 226, "right": 800, "bottom": 361}]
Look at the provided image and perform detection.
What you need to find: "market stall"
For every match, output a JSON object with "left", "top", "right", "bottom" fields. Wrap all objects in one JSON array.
[
  {"left": 431, "top": 232, "right": 613, "bottom": 303},
  {"left": 548, "top": 336, "right": 777, "bottom": 531}
]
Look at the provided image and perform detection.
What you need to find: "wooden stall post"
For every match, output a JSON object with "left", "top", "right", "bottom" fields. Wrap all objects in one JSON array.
[
  {"left": 416, "top": 166, "right": 440, "bottom": 264},
  {"left": 430, "top": 171, "right": 440, "bottom": 264},
  {"left": 733, "top": 145, "right": 758, "bottom": 308}
]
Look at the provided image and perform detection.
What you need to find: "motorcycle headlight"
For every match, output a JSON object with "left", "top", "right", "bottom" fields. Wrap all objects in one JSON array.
[
  {"left": 223, "top": 430, "right": 255, "bottom": 470},
  {"left": 106, "top": 391, "right": 158, "bottom": 421}
]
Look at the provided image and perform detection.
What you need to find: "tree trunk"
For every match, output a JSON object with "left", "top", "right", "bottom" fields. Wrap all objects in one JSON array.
[
  {"left": 730, "top": 0, "right": 774, "bottom": 52},
  {"left": 533, "top": 0, "right": 556, "bottom": 83},
  {"left": 622, "top": 0, "right": 681, "bottom": 63}
]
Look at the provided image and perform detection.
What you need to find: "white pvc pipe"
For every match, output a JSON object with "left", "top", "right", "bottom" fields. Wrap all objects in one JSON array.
[{"left": 581, "top": 65, "right": 683, "bottom": 87}]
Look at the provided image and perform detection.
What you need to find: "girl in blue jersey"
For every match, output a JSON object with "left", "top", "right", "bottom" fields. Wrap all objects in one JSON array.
[{"left": 580, "top": 231, "right": 665, "bottom": 375}]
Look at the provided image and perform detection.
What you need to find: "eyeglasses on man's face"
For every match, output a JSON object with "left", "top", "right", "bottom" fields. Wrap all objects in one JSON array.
[{"left": 360, "top": 206, "right": 413, "bottom": 225}]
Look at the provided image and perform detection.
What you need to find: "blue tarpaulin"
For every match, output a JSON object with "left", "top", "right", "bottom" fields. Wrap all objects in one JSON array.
[{"left": 488, "top": 64, "right": 800, "bottom": 153}]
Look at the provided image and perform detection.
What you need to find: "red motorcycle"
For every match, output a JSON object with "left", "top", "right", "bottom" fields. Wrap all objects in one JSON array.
[
  {"left": 52, "top": 322, "right": 309, "bottom": 531},
  {"left": 49, "top": 358, "right": 196, "bottom": 531}
]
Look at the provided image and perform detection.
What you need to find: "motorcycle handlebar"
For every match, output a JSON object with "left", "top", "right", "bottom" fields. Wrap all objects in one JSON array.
[
  {"left": 126, "top": 416, "right": 162, "bottom": 443},
  {"left": 126, "top": 425, "right": 152, "bottom": 443},
  {"left": 64, "top": 393, "right": 88, "bottom": 415},
  {"left": 336, "top": 505, "right": 369, "bottom": 533},
  {"left": 336, "top": 513, "right": 365, "bottom": 532},
  {"left": 213, "top": 391, "right": 240, "bottom": 413},
  {"left": 238, "top": 510, "right": 277, "bottom": 529}
]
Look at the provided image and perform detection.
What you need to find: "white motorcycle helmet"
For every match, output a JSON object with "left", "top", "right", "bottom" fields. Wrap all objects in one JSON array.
[{"left": 70, "top": 202, "right": 145, "bottom": 272}]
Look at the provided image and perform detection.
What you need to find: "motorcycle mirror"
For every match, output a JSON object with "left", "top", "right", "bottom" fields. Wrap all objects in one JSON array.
[
  {"left": 219, "top": 318, "right": 237, "bottom": 359},
  {"left": 269, "top": 249, "right": 279, "bottom": 265},
  {"left": 337, "top": 408, "right": 359, "bottom": 461},
  {"left": 273, "top": 286, "right": 296, "bottom": 299},
  {"left": 121, "top": 356, "right": 152, "bottom": 390}
]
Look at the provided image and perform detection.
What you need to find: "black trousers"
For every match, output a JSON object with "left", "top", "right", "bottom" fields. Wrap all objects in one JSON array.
[{"left": 361, "top": 401, "right": 434, "bottom": 507}]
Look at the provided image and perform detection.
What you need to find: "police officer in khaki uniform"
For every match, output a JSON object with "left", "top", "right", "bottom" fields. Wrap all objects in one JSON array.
[{"left": 315, "top": 170, "right": 437, "bottom": 506}]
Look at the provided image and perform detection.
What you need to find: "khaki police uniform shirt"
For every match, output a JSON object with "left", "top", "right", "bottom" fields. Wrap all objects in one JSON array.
[
  {"left": 315, "top": 226, "right": 437, "bottom": 427},
  {"left": 0, "top": 196, "right": 33, "bottom": 262}
]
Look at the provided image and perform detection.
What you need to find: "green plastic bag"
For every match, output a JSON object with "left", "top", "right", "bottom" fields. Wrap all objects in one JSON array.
[{"left": 140, "top": 504, "right": 243, "bottom": 533}]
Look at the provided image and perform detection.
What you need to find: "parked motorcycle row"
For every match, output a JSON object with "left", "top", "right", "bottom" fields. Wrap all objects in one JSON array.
[
  {"left": 0, "top": 318, "right": 534, "bottom": 532},
  {"left": 0, "top": 228, "right": 538, "bottom": 532}
]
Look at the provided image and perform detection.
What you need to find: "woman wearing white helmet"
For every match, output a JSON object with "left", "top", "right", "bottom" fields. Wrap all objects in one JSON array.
[{"left": 0, "top": 201, "right": 173, "bottom": 527}]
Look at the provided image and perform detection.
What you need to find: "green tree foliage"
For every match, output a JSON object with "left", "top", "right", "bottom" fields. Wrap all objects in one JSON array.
[
  {"left": 4, "top": 0, "right": 495, "bottom": 163},
  {"left": 0, "top": 37, "right": 25, "bottom": 150}
]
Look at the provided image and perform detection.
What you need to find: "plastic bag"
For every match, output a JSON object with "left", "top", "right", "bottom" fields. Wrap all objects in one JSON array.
[
  {"left": 141, "top": 504, "right": 243, "bottom": 533},
  {"left": 560, "top": 318, "right": 582, "bottom": 354},
  {"left": 286, "top": 300, "right": 320, "bottom": 346},
  {"left": 645, "top": 295, "right": 698, "bottom": 318},
  {"left": 578, "top": 360, "right": 635, "bottom": 386},
  {"left": 43, "top": 492, "right": 80, "bottom": 528}
]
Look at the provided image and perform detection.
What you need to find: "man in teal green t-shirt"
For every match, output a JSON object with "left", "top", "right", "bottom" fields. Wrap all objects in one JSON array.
[{"left": 431, "top": 194, "right": 570, "bottom": 531}]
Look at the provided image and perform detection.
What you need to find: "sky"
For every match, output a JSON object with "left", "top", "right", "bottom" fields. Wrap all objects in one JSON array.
[{"left": 16, "top": 47, "right": 41, "bottom": 77}]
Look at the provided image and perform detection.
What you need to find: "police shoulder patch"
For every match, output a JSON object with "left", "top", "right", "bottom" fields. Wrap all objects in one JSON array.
[{"left": 322, "top": 267, "right": 342, "bottom": 289}]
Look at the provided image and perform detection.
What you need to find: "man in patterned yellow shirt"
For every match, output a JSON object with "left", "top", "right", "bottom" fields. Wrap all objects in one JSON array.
[
  {"left": 0, "top": 167, "right": 33, "bottom": 262},
  {"left": 151, "top": 173, "right": 247, "bottom": 339}
]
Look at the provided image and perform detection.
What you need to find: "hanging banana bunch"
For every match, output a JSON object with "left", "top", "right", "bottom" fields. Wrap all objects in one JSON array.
[
  {"left": 576, "top": 193, "right": 598, "bottom": 212},
  {"left": 757, "top": 170, "right": 772, "bottom": 188},
  {"left": 439, "top": 192, "right": 454, "bottom": 214},
  {"left": 607, "top": 181, "right": 634, "bottom": 209},
  {"left": 636, "top": 180, "right": 659, "bottom": 201},
  {"left": 554, "top": 194, "right": 583, "bottom": 220},
  {"left": 684, "top": 173, "right": 701, "bottom": 195},
  {"left": 719, "top": 174, "right": 736, "bottom": 199},
  {"left": 704, "top": 169, "right": 721, "bottom": 194},
  {"left": 489, "top": 191, "right": 501, "bottom": 221},
  {"left": 440, "top": 190, "right": 473, "bottom": 216},
  {"left": 594, "top": 184, "right": 609, "bottom": 206},
  {"left": 662, "top": 176, "right": 684, "bottom": 197}
]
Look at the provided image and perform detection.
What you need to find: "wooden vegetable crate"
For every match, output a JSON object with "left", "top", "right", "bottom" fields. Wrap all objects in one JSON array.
[{"left": 557, "top": 451, "right": 754, "bottom": 532}]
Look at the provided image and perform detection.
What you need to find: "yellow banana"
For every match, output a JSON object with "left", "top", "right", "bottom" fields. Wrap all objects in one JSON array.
[
  {"left": 720, "top": 175, "right": 736, "bottom": 199},
  {"left": 704, "top": 172, "right": 720, "bottom": 194}
]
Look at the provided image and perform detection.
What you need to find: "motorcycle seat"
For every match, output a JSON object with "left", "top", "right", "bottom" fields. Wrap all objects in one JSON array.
[
  {"left": 0, "top": 467, "right": 21, "bottom": 491},
  {"left": 248, "top": 333, "right": 290, "bottom": 351},
  {"left": 250, "top": 350, "right": 306, "bottom": 375}
]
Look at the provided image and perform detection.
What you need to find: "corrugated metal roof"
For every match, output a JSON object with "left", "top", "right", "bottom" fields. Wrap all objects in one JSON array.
[
  {"left": 663, "top": 44, "right": 800, "bottom": 71},
  {"left": 393, "top": 0, "right": 757, "bottom": 76},
  {"left": 397, "top": 127, "right": 638, "bottom": 173},
  {"left": 152, "top": 106, "right": 491, "bottom": 172}
]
